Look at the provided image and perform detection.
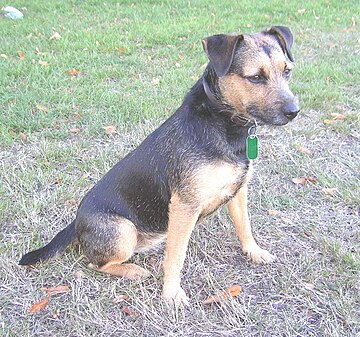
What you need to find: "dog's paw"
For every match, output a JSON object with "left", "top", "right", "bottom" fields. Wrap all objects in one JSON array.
[
  {"left": 163, "top": 285, "right": 190, "bottom": 308},
  {"left": 243, "top": 243, "right": 275, "bottom": 264}
]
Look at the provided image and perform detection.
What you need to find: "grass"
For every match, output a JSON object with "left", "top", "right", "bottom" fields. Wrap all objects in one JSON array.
[{"left": 1, "top": 0, "right": 359, "bottom": 336}]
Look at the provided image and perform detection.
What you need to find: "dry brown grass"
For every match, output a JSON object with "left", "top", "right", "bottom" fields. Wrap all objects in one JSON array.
[{"left": 1, "top": 111, "right": 359, "bottom": 336}]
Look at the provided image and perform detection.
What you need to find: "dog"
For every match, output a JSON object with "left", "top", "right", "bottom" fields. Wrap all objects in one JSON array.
[{"left": 20, "top": 26, "right": 300, "bottom": 307}]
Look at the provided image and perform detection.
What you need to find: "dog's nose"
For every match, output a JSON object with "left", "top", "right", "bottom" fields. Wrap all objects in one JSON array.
[{"left": 282, "top": 102, "right": 300, "bottom": 119}]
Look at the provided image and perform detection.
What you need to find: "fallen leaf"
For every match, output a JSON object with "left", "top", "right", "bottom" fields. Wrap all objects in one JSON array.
[
  {"left": 66, "top": 198, "right": 78, "bottom": 206},
  {"left": 203, "top": 285, "right": 242, "bottom": 305},
  {"left": 27, "top": 296, "right": 50, "bottom": 313},
  {"left": 66, "top": 68, "right": 81, "bottom": 76},
  {"left": 303, "top": 282, "right": 315, "bottom": 290},
  {"left": 296, "top": 145, "right": 311, "bottom": 155},
  {"left": 41, "top": 285, "right": 70, "bottom": 296},
  {"left": 69, "top": 127, "right": 80, "bottom": 134},
  {"left": 50, "top": 31, "right": 62, "bottom": 40},
  {"left": 20, "top": 132, "right": 27, "bottom": 142},
  {"left": 268, "top": 209, "right": 280, "bottom": 216},
  {"left": 35, "top": 47, "right": 44, "bottom": 55},
  {"left": 151, "top": 78, "right": 160, "bottom": 85},
  {"left": 18, "top": 52, "right": 26, "bottom": 60},
  {"left": 330, "top": 113, "right": 346, "bottom": 120},
  {"left": 38, "top": 60, "right": 49, "bottom": 66},
  {"left": 103, "top": 125, "right": 117, "bottom": 134},
  {"left": 292, "top": 177, "right": 317, "bottom": 185},
  {"left": 292, "top": 177, "right": 307, "bottom": 185},
  {"left": 306, "top": 177, "right": 318, "bottom": 184},
  {"left": 1, "top": 54, "right": 8, "bottom": 59},
  {"left": 116, "top": 47, "right": 127, "bottom": 54},
  {"left": 323, "top": 119, "right": 335, "bottom": 125},
  {"left": 297, "top": 9, "right": 306, "bottom": 14},
  {"left": 281, "top": 217, "right": 293, "bottom": 224},
  {"left": 36, "top": 104, "right": 49, "bottom": 113},
  {"left": 321, "top": 187, "right": 338, "bottom": 196},
  {"left": 113, "top": 294, "right": 130, "bottom": 303},
  {"left": 121, "top": 306, "right": 139, "bottom": 317}
]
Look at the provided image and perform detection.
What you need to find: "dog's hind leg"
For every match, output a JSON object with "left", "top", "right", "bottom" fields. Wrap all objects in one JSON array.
[
  {"left": 89, "top": 261, "right": 150, "bottom": 280},
  {"left": 78, "top": 217, "right": 150, "bottom": 280},
  {"left": 227, "top": 183, "right": 275, "bottom": 264}
]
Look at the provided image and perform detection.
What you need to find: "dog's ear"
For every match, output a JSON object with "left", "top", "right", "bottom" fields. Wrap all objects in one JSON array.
[
  {"left": 267, "top": 26, "right": 294, "bottom": 62},
  {"left": 202, "top": 34, "right": 243, "bottom": 77}
]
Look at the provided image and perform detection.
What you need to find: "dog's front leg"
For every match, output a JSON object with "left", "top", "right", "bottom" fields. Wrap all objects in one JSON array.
[
  {"left": 163, "top": 193, "right": 198, "bottom": 307},
  {"left": 227, "top": 183, "right": 275, "bottom": 264}
]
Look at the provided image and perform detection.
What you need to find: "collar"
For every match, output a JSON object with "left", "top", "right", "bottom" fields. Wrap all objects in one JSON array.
[{"left": 202, "top": 78, "right": 256, "bottom": 128}]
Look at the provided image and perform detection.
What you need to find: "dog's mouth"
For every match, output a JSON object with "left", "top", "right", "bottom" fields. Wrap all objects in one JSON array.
[{"left": 247, "top": 106, "right": 300, "bottom": 127}]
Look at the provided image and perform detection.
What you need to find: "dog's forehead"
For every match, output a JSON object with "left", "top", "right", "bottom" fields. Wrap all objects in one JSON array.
[{"left": 232, "top": 33, "right": 288, "bottom": 74}]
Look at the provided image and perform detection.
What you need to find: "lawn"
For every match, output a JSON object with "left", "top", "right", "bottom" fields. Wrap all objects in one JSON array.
[{"left": 0, "top": 0, "right": 359, "bottom": 336}]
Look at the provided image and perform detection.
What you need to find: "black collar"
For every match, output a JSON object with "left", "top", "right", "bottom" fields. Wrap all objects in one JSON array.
[{"left": 202, "top": 78, "right": 256, "bottom": 128}]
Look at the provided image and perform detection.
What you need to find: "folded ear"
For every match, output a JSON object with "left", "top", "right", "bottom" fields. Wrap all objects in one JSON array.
[
  {"left": 202, "top": 34, "right": 243, "bottom": 77},
  {"left": 267, "top": 26, "right": 294, "bottom": 62}
]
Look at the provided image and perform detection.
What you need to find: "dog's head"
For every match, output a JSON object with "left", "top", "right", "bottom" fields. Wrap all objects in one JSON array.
[{"left": 202, "top": 26, "right": 300, "bottom": 126}]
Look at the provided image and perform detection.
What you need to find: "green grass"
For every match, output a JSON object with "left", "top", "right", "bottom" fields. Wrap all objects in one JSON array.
[{"left": 1, "top": 0, "right": 359, "bottom": 336}]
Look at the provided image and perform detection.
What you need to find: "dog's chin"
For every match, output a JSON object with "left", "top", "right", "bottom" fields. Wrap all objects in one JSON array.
[{"left": 253, "top": 115, "right": 292, "bottom": 127}]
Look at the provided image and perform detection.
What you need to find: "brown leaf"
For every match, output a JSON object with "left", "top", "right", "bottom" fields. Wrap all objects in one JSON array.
[
  {"left": 36, "top": 104, "right": 49, "bottom": 113},
  {"left": 330, "top": 113, "right": 346, "bottom": 120},
  {"left": 281, "top": 217, "right": 293, "bottom": 225},
  {"left": 303, "top": 282, "right": 315, "bottom": 290},
  {"left": 151, "top": 78, "right": 160, "bottom": 85},
  {"left": 66, "top": 198, "right": 78, "bottom": 206},
  {"left": 66, "top": 68, "right": 81, "bottom": 76},
  {"left": 20, "top": 132, "right": 27, "bottom": 142},
  {"left": 116, "top": 47, "right": 127, "bottom": 54},
  {"left": 120, "top": 305, "right": 139, "bottom": 316},
  {"left": 27, "top": 296, "right": 50, "bottom": 313},
  {"left": 306, "top": 177, "right": 318, "bottom": 184},
  {"left": 69, "top": 127, "right": 81, "bottom": 134},
  {"left": 296, "top": 145, "right": 311, "bottom": 155},
  {"left": 113, "top": 294, "right": 130, "bottom": 303},
  {"left": 323, "top": 119, "right": 335, "bottom": 125},
  {"left": 203, "top": 285, "right": 242, "bottom": 305},
  {"left": 103, "top": 125, "right": 117, "bottom": 134},
  {"left": 18, "top": 52, "right": 26, "bottom": 60},
  {"left": 50, "top": 32, "right": 62, "bottom": 40},
  {"left": 41, "top": 285, "right": 70, "bottom": 296},
  {"left": 268, "top": 209, "right": 280, "bottom": 216},
  {"left": 321, "top": 187, "right": 338, "bottom": 196},
  {"left": 292, "top": 177, "right": 307, "bottom": 185},
  {"left": 292, "top": 177, "right": 317, "bottom": 185},
  {"left": 38, "top": 60, "right": 49, "bottom": 66}
]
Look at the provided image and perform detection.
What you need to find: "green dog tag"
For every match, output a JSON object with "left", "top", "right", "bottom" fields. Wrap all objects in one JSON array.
[{"left": 246, "top": 135, "right": 258, "bottom": 160}]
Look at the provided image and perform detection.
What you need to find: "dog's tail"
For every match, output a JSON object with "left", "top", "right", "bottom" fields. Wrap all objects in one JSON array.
[{"left": 19, "top": 220, "right": 77, "bottom": 266}]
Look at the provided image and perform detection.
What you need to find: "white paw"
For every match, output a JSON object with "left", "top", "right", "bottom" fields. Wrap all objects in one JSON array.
[
  {"left": 163, "top": 285, "right": 190, "bottom": 308},
  {"left": 243, "top": 243, "right": 275, "bottom": 264}
]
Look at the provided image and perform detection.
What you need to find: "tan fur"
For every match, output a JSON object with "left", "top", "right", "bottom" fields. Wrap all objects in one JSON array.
[
  {"left": 219, "top": 35, "right": 294, "bottom": 118},
  {"left": 194, "top": 162, "right": 248, "bottom": 218},
  {"left": 227, "top": 179, "right": 275, "bottom": 264},
  {"left": 89, "top": 261, "right": 150, "bottom": 280},
  {"left": 135, "top": 232, "right": 167, "bottom": 253},
  {"left": 162, "top": 193, "right": 200, "bottom": 306}
]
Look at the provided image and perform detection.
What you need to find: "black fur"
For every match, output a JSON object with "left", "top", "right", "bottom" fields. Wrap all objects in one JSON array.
[{"left": 19, "top": 221, "right": 76, "bottom": 265}]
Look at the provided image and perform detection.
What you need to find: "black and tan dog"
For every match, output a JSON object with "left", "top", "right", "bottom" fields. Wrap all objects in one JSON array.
[{"left": 20, "top": 26, "right": 299, "bottom": 306}]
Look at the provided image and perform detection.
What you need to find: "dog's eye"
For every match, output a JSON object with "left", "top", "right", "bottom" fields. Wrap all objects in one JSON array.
[
  {"left": 283, "top": 68, "right": 292, "bottom": 79},
  {"left": 247, "top": 75, "right": 263, "bottom": 84}
]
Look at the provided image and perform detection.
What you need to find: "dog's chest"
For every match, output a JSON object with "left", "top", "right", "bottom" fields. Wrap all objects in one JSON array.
[{"left": 195, "top": 162, "right": 250, "bottom": 218}]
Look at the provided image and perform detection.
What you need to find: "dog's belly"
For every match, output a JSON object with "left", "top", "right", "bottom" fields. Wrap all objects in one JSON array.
[{"left": 195, "top": 162, "right": 249, "bottom": 219}]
